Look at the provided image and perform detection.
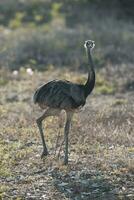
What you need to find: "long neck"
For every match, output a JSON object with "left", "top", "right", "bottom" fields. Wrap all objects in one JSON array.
[{"left": 84, "top": 48, "right": 95, "bottom": 97}]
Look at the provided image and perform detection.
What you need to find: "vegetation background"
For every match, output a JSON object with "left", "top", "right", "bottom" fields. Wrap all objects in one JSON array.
[{"left": 0, "top": 0, "right": 134, "bottom": 199}]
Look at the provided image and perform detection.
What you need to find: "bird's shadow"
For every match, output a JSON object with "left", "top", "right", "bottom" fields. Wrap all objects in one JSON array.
[{"left": 51, "top": 168, "right": 118, "bottom": 200}]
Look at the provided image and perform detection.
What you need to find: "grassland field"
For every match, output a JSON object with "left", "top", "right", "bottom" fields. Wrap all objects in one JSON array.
[
  {"left": 0, "top": 66, "right": 133, "bottom": 199},
  {"left": 0, "top": 1, "right": 134, "bottom": 199}
]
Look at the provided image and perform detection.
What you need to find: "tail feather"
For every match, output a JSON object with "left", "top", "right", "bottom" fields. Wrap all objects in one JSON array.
[
  {"left": 33, "top": 88, "right": 40, "bottom": 104},
  {"left": 33, "top": 84, "right": 46, "bottom": 104},
  {"left": 33, "top": 80, "right": 55, "bottom": 104}
]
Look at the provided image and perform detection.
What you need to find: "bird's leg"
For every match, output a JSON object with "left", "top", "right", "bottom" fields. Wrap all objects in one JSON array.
[
  {"left": 36, "top": 111, "right": 49, "bottom": 158},
  {"left": 54, "top": 112, "right": 63, "bottom": 156},
  {"left": 64, "top": 111, "right": 73, "bottom": 165},
  {"left": 36, "top": 108, "right": 61, "bottom": 158}
]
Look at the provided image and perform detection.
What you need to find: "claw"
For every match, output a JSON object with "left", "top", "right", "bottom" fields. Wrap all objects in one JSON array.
[
  {"left": 41, "top": 150, "right": 49, "bottom": 158},
  {"left": 64, "top": 159, "right": 68, "bottom": 165}
]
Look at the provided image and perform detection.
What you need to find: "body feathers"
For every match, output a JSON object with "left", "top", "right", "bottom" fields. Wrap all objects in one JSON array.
[{"left": 33, "top": 80, "right": 86, "bottom": 110}]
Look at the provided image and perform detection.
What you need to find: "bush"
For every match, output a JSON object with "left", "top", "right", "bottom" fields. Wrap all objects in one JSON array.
[
  {"left": 0, "top": 0, "right": 52, "bottom": 27},
  {"left": 0, "top": 0, "right": 134, "bottom": 70}
]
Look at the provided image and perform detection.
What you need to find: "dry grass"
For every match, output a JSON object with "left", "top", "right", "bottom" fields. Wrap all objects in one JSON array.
[
  {"left": 0, "top": 1, "right": 134, "bottom": 199},
  {"left": 0, "top": 67, "right": 133, "bottom": 199}
]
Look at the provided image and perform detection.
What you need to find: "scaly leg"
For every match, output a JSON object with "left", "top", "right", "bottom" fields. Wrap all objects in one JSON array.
[
  {"left": 36, "top": 108, "right": 60, "bottom": 158},
  {"left": 64, "top": 111, "right": 73, "bottom": 165},
  {"left": 54, "top": 112, "right": 64, "bottom": 156}
]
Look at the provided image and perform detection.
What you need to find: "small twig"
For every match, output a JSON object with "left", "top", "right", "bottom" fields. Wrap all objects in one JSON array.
[
  {"left": 54, "top": 130, "right": 61, "bottom": 156},
  {"left": 57, "top": 139, "right": 64, "bottom": 158}
]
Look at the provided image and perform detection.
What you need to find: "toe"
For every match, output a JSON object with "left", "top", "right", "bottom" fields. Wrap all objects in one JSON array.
[{"left": 41, "top": 151, "right": 48, "bottom": 158}]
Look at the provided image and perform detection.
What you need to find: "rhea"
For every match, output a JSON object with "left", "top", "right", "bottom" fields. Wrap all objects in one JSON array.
[{"left": 33, "top": 40, "right": 96, "bottom": 165}]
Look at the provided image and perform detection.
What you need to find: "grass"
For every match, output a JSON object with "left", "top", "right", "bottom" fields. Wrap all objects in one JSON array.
[
  {"left": 0, "top": 1, "right": 133, "bottom": 199},
  {"left": 0, "top": 67, "right": 133, "bottom": 199}
]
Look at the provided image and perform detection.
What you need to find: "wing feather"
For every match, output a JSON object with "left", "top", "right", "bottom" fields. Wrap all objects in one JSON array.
[{"left": 33, "top": 80, "right": 86, "bottom": 109}]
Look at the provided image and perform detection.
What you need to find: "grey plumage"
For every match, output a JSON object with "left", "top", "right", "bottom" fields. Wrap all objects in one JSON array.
[
  {"left": 33, "top": 80, "right": 86, "bottom": 110},
  {"left": 34, "top": 40, "right": 96, "bottom": 165}
]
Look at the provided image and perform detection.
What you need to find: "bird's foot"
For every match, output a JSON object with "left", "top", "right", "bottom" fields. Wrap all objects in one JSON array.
[
  {"left": 41, "top": 150, "right": 49, "bottom": 159},
  {"left": 64, "top": 158, "right": 68, "bottom": 165}
]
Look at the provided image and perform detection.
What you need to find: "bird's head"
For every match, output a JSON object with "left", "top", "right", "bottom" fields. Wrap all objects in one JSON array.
[{"left": 84, "top": 40, "right": 95, "bottom": 50}]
